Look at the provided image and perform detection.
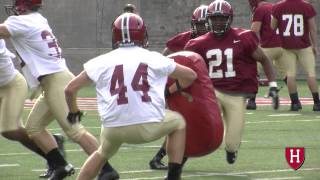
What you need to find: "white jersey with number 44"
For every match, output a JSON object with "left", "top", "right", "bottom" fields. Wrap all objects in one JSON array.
[{"left": 84, "top": 46, "right": 176, "bottom": 128}]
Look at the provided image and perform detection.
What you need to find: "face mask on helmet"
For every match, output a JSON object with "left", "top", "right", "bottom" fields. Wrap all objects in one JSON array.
[
  {"left": 112, "top": 13, "right": 148, "bottom": 49},
  {"left": 5, "top": 0, "right": 42, "bottom": 16},
  {"left": 191, "top": 5, "right": 209, "bottom": 37},
  {"left": 207, "top": 0, "right": 233, "bottom": 38}
]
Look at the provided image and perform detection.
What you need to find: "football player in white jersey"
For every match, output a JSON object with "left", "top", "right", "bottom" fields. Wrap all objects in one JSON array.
[
  {"left": 0, "top": 0, "right": 117, "bottom": 179},
  {"left": 0, "top": 39, "right": 56, "bottom": 169},
  {"left": 65, "top": 13, "right": 196, "bottom": 180}
]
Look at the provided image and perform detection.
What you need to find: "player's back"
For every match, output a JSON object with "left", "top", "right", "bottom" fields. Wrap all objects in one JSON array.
[
  {"left": 84, "top": 46, "right": 176, "bottom": 127},
  {"left": 4, "top": 12, "right": 66, "bottom": 78},
  {"left": 166, "top": 30, "right": 193, "bottom": 52},
  {"left": 272, "top": 0, "right": 315, "bottom": 49},
  {"left": 253, "top": 2, "right": 281, "bottom": 48}
]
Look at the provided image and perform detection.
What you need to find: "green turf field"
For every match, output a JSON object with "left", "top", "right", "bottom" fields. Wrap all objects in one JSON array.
[{"left": 0, "top": 81, "right": 319, "bottom": 180}]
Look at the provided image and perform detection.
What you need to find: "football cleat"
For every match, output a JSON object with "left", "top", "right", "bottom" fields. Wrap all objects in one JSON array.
[
  {"left": 313, "top": 103, "right": 320, "bottom": 111},
  {"left": 226, "top": 150, "right": 237, "bottom": 164},
  {"left": 290, "top": 101, "right": 302, "bottom": 111},
  {"left": 39, "top": 167, "right": 54, "bottom": 179},
  {"left": 48, "top": 163, "right": 75, "bottom": 180},
  {"left": 97, "top": 169, "right": 120, "bottom": 180},
  {"left": 246, "top": 99, "right": 257, "bottom": 110},
  {"left": 39, "top": 134, "right": 65, "bottom": 178},
  {"left": 149, "top": 158, "right": 168, "bottom": 170}
]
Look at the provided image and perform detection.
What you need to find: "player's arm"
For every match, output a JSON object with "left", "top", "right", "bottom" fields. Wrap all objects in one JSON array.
[
  {"left": 270, "top": 16, "right": 278, "bottom": 30},
  {"left": 0, "top": 24, "right": 11, "bottom": 39},
  {"left": 65, "top": 70, "right": 93, "bottom": 113},
  {"left": 308, "top": 17, "right": 318, "bottom": 56},
  {"left": 251, "top": 21, "right": 262, "bottom": 33},
  {"left": 167, "top": 63, "right": 197, "bottom": 94}
]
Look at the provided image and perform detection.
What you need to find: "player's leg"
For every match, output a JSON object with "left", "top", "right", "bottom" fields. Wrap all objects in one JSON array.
[
  {"left": 145, "top": 110, "right": 186, "bottom": 180},
  {"left": 246, "top": 63, "right": 261, "bottom": 110},
  {"left": 39, "top": 133, "right": 65, "bottom": 178},
  {"left": 43, "top": 71, "right": 117, "bottom": 178},
  {"left": 77, "top": 151, "right": 109, "bottom": 180},
  {"left": 43, "top": 71, "right": 98, "bottom": 153},
  {"left": 165, "top": 118, "right": 186, "bottom": 180},
  {"left": 121, "top": 110, "right": 186, "bottom": 180},
  {"left": 282, "top": 49, "right": 301, "bottom": 111},
  {"left": 269, "top": 47, "right": 287, "bottom": 82},
  {"left": 296, "top": 47, "right": 320, "bottom": 111},
  {"left": 149, "top": 139, "right": 168, "bottom": 170},
  {"left": 0, "top": 74, "right": 45, "bottom": 155},
  {"left": 95, "top": 127, "right": 124, "bottom": 180},
  {"left": 25, "top": 93, "right": 74, "bottom": 179},
  {"left": 215, "top": 90, "right": 246, "bottom": 164}
]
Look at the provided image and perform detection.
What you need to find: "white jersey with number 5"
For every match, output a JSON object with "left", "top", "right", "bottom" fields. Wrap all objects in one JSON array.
[
  {"left": 4, "top": 12, "right": 67, "bottom": 79},
  {"left": 84, "top": 46, "right": 176, "bottom": 128}
]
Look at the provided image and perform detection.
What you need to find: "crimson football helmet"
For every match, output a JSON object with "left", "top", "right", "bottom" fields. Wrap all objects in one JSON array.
[
  {"left": 5, "top": 0, "right": 42, "bottom": 16},
  {"left": 248, "top": 0, "right": 262, "bottom": 12},
  {"left": 123, "top": 3, "right": 137, "bottom": 13},
  {"left": 112, "top": 13, "right": 148, "bottom": 49},
  {"left": 207, "top": 0, "right": 233, "bottom": 37},
  {"left": 191, "top": 5, "right": 209, "bottom": 37}
]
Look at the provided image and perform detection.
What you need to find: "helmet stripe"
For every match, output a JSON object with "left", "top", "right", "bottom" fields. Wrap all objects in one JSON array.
[
  {"left": 201, "top": 6, "right": 208, "bottom": 19},
  {"left": 215, "top": 0, "right": 222, "bottom": 12},
  {"left": 121, "top": 14, "right": 131, "bottom": 43}
]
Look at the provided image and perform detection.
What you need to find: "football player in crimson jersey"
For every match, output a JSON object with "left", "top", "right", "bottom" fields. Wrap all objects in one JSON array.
[
  {"left": 246, "top": 0, "right": 287, "bottom": 110},
  {"left": 65, "top": 13, "right": 196, "bottom": 180},
  {"left": 149, "top": 52, "right": 224, "bottom": 170},
  {"left": 0, "top": 0, "right": 118, "bottom": 179},
  {"left": 149, "top": 5, "right": 211, "bottom": 170},
  {"left": 162, "top": 5, "right": 209, "bottom": 56},
  {"left": 184, "top": 0, "right": 279, "bottom": 164},
  {"left": 271, "top": 0, "right": 320, "bottom": 111}
]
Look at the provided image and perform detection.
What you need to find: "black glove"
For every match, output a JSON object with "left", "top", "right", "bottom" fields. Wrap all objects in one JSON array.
[
  {"left": 67, "top": 111, "right": 83, "bottom": 124},
  {"left": 268, "top": 87, "right": 279, "bottom": 110},
  {"left": 164, "top": 86, "right": 170, "bottom": 98}
]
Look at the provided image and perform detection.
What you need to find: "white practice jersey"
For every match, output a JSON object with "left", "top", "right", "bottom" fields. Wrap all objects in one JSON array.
[
  {"left": 0, "top": 40, "right": 17, "bottom": 86},
  {"left": 84, "top": 46, "right": 176, "bottom": 127},
  {"left": 4, "top": 12, "right": 67, "bottom": 79}
]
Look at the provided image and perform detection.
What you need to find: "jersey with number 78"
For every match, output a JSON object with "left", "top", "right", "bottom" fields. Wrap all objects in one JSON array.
[{"left": 272, "top": 0, "right": 316, "bottom": 49}]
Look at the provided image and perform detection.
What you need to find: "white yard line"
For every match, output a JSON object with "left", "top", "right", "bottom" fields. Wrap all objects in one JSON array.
[
  {"left": 0, "top": 164, "right": 20, "bottom": 167},
  {"left": 30, "top": 167, "right": 320, "bottom": 179},
  {"left": 246, "top": 119, "right": 320, "bottom": 124},
  {"left": 268, "top": 114, "right": 302, "bottom": 117},
  {"left": 119, "top": 168, "right": 319, "bottom": 180},
  {"left": 253, "top": 177, "right": 302, "bottom": 180}
]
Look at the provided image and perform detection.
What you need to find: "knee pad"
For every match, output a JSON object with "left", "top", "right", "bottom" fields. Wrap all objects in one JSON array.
[
  {"left": 25, "top": 125, "right": 43, "bottom": 138},
  {"left": 174, "top": 113, "right": 186, "bottom": 130},
  {"left": 63, "top": 124, "right": 87, "bottom": 142}
]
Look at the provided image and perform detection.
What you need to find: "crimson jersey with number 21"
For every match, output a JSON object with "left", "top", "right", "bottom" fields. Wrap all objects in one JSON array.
[{"left": 185, "top": 28, "right": 259, "bottom": 94}]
